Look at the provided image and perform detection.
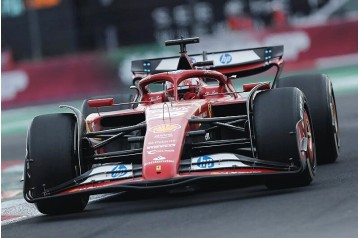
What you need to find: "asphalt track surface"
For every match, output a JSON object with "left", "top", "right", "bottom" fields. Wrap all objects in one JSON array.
[{"left": 2, "top": 91, "right": 357, "bottom": 238}]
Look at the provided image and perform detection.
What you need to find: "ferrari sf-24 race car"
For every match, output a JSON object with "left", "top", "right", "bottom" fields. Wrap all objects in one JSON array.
[{"left": 23, "top": 37, "right": 339, "bottom": 215}]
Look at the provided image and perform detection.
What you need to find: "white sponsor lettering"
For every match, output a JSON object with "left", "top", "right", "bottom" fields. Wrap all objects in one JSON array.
[
  {"left": 153, "top": 155, "right": 166, "bottom": 161},
  {"left": 154, "top": 133, "right": 173, "bottom": 139},
  {"left": 147, "top": 149, "right": 175, "bottom": 155},
  {"left": 148, "top": 139, "right": 176, "bottom": 145},
  {"left": 147, "top": 144, "right": 176, "bottom": 149},
  {"left": 149, "top": 95, "right": 163, "bottom": 102},
  {"left": 144, "top": 159, "right": 175, "bottom": 166}
]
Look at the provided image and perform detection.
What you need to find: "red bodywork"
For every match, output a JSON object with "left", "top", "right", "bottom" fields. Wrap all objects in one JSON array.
[
  {"left": 26, "top": 42, "right": 309, "bottom": 200},
  {"left": 63, "top": 68, "right": 289, "bottom": 195}
]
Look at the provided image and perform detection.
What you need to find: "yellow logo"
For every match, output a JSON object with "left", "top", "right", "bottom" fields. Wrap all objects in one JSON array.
[{"left": 150, "top": 124, "right": 181, "bottom": 133}]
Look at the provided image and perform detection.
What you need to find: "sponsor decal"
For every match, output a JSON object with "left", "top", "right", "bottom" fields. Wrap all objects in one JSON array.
[
  {"left": 150, "top": 124, "right": 181, "bottom": 133},
  {"left": 197, "top": 156, "right": 215, "bottom": 168},
  {"left": 149, "top": 95, "right": 163, "bottom": 102},
  {"left": 299, "top": 95, "right": 304, "bottom": 120},
  {"left": 144, "top": 159, "right": 175, "bottom": 166},
  {"left": 146, "top": 140, "right": 177, "bottom": 154},
  {"left": 147, "top": 149, "right": 175, "bottom": 155},
  {"left": 148, "top": 139, "right": 176, "bottom": 145},
  {"left": 191, "top": 154, "right": 250, "bottom": 171},
  {"left": 111, "top": 165, "right": 128, "bottom": 178},
  {"left": 219, "top": 53, "right": 232, "bottom": 64},
  {"left": 154, "top": 133, "right": 173, "bottom": 139},
  {"left": 153, "top": 155, "right": 166, "bottom": 161},
  {"left": 147, "top": 143, "right": 176, "bottom": 149},
  {"left": 80, "top": 164, "right": 133, "bottom": 184}
]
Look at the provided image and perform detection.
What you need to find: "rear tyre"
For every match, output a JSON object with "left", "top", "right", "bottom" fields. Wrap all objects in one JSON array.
[
  {"left": 25, "top": 113, "right": 89, "bottom": 215},
  {"left": 253, "top": 88, "right": 316, "bottom": 188},
  {"left": 275, "top": 74, "right": 339, "bottom": 164}
]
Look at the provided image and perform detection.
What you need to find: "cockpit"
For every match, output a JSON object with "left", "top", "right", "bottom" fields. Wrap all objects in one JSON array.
[
  {"left": 139, "top": 77, "right": 201, "bottom": 103},
  {"left": 136, "top": 70, "right": 231, "bottom": 104}
]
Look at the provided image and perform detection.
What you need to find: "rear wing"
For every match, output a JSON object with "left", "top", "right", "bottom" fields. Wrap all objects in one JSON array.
[{"left": 131, "top": 45, "right": 283, "bottom": 77}]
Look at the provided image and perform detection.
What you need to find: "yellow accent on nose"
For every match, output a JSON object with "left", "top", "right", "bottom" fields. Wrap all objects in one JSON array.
[{"left": 156, "top": 165, "right": 161, "bottom": 172}]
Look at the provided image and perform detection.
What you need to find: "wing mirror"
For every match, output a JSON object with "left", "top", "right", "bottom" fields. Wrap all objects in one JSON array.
[{"left": 87, "top": 98, "right": 114, "bottom": 108}]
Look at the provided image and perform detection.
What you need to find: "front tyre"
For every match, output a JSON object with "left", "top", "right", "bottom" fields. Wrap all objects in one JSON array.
[
  {"left": 24, "top": 113, "right": 89, "bottom": 215},
  {"left": 275, "top": 74, "right": 339, "bottom": 164},
  {"left": 253, "top": 88, "right": 316, "bottom": 188}
]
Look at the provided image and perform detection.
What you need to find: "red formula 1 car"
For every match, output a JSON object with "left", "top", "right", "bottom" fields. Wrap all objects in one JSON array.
[{"left": 23, "top": 37, "right": 339, "bottom": 215}]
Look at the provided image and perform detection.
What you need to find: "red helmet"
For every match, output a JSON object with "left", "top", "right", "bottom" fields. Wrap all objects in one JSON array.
[{"left": 165, "top": 78, "right": 200, "bottom": 100}]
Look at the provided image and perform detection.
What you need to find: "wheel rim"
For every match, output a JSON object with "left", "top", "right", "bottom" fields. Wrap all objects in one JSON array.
[
  {"left": 303, "top": 109, "right": 316, "bottom": 171},
  {"left": 330, "top": 90, "right": 340, "bottom": 150}
]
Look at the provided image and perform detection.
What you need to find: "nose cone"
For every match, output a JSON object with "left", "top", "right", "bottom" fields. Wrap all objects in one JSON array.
[
  {"left": 142, "top": 121, "right": 186, "bottom": 180},
  {"left": 142, "top": 103, "right": 201, "bottom": 180}
]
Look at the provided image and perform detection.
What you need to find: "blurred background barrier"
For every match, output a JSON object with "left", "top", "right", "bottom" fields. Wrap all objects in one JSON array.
[
  {"left": 1, "top": 53, "right": 121, "bottom": 108},
  {"left": 1, "top": 0, "right": 358, "bottom": 109},
  {"left": 259, "top": 19, "right": 357, "bottom": 70}
]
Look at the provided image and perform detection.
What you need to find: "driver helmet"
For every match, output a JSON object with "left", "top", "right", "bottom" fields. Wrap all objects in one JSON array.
[
  {"left": 165, "top": 78, "right": 200, "bottom": 100},
  {"left": 178, "top": 78, "right": 200, "bottom": 100}
]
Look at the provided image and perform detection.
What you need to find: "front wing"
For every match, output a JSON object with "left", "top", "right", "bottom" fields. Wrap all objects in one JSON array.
[{"left": 24, "top": 153, "right": 304, "bottom": 203}]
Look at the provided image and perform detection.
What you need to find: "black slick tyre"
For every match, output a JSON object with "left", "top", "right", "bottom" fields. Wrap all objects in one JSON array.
[
  {"left": 24, "top": 113, "right": 89, "bottom": 215},
  {"left": 253, "top": 87, "right": 316, "bottom": 188},
  {"left": 275, "top": 74, "right": 339, "bottom": 164}
]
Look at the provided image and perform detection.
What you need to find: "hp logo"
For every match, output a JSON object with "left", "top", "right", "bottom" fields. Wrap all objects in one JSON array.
[
  {"left": 197, "top": 156, "right": 215, "bottom": 169},
  {"left": 220, "top": 53, "right": 232, "bottom": 64},
  {"left": 111, "top": 165, "right": 127, "bottom": 177}
]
